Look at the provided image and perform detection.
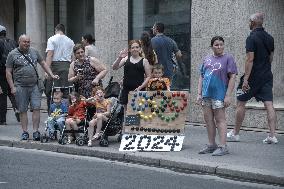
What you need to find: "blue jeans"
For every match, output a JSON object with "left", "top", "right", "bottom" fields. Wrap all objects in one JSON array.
[{"left": 47, "top": 116, "right": 65, "bottom": 134}]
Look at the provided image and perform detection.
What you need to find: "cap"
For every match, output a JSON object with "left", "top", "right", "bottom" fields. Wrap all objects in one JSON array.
[{"left": 0, "top": 25, "right": 6, "bottom": 33}]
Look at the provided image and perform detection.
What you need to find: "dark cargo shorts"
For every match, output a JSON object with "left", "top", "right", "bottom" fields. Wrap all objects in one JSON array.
[{"left": 236, "top": 79, "right": 273, "bottom": 102}]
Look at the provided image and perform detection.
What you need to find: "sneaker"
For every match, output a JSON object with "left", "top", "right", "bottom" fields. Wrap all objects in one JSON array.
[
  {"left": 0, "top": 122, "right": 7, "bottom": 125},
  {"left": 87, "top": 140, "right": 92, "bottom": 147},
  {"left": 212, "top": 146, "right": 229, "bottom": 156},
  {"left": 227, "top": 130, "right": 240, "bottom": 142},
  {"left": 263, "top": 136, "right": 278, "bottom": 144},
  {"left": 198, "top": 144, "right": 218, "bottom": 154},
  {"left": 21, "top": 131, "right": 29, "bottom": 140},
  {"left": 15, "top": 112, "right": 20, "bottom": 122},
  {"left": 33, "top": 131, "right": 41, "bottom": 141},
  {"left": 67, "top": 136, "right": 73, "bottom": 144}
]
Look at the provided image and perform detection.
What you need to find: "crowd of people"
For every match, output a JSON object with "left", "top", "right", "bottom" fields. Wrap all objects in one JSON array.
[{"left": 0, "top": 12, "right": 279, "bottom": 153}]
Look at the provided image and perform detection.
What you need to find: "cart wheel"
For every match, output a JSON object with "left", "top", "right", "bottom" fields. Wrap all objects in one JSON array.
[
  {"left": 76, "top": 136, "right": 85, "bottom": 146},
  {"left": 99, "top": 137, "right": 109, "bottom": 147}
]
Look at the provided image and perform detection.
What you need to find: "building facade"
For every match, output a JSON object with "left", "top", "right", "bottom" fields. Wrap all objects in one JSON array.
[{"left": 0, "top": 0, "right": 283, "bottom": 130}]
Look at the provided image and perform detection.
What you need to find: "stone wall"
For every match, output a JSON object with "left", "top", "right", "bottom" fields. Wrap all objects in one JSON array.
[
  {"left": 94, "top": 0, "right": 129, "bottom": 86},
  {"left": 189, "top": 0, "right": 284, "bottom": 130}
]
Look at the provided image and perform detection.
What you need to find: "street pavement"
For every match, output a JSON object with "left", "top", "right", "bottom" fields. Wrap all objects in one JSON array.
[{"left": 0, "top": 107, "right": 283, "bottom": 186}]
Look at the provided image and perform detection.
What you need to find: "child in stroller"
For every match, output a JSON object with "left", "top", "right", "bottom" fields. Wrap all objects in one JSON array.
[
  {"left": 65, "top": 92, "right": 89, "bottom": 144},
  {"left": 46, "top": 90, "right": 68, "bottom": 139},
  {"left": 87, "top": 86, "right": 111, "bottom": 147},
  {"left": 87, "top": 86, "right": 124, "bottom": 147}
]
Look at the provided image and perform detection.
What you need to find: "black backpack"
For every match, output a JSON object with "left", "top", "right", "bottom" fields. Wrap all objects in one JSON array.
[{"left": 0, "top": 38, "right": 17, "bottom": 67}]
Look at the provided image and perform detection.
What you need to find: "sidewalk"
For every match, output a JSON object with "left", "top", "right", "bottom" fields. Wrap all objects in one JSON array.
[{"left": 0, "top": 109, "right": 283, "bottom": 186}]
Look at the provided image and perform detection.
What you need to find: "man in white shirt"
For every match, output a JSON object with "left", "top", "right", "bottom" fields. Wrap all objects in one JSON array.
[{"left": 45, "top": 24, "right": 74, "bottom": 110}]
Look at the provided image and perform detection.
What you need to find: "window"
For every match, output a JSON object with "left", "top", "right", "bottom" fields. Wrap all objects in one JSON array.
[{"left": 129, "top": 0, "right": 191, "bottom": 90}]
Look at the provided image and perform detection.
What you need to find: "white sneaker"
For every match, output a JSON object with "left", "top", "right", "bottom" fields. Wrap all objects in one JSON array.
[
  {"left": 87, "top": 140, "right": 92, "bottom": 147},
  {"left": 263, "top": 136, "right": 278, "bottom": 144},
  {"left": 67, "top": 136, "right": 73, "bottom": 144},
  {"left": 227, "top": 130, "right": 240, "bottom": 142}
]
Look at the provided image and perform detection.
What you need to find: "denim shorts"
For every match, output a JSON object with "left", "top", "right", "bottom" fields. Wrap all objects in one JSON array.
[
  {"left": 15, "top": 85, "right": 42, "bottom": 112},
  {"left": 202, "top": 98, "right": 224, "bottom": 109}
]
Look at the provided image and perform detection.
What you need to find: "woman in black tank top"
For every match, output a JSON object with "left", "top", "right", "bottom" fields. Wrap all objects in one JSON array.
[{"left": 112, "top": 40, "right": 151, "bottom": 106}]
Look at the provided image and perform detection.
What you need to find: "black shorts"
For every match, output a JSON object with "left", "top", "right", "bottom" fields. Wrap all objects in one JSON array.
[{"left": 237, "top": 79, "right": 273, "bottom": 102}]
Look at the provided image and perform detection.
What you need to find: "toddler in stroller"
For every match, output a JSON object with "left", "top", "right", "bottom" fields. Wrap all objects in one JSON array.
[
  {"left": 65, "top": 92, "right": 89, "bottom": 144},
  {"left": 87, "top": 86, "right": 111, "bottom": 147},
  {"left": 41, "top": 90, "right": 68, "bottom": 142},
  {"left": 87, "top": 86, "right": 124, "bottom": 147}
]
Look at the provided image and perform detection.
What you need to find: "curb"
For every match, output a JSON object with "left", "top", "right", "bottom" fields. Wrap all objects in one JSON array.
[{"left": 0, "top": 139, "right": 283, "bottom": 186}]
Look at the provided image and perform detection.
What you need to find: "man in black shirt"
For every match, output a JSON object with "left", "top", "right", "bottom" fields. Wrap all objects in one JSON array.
[
  {"left": 0, "top": 25, "right": 19, "bottom": 124},
  {"left": 227, "top": 13, "right": 278, "bottom": 144}
]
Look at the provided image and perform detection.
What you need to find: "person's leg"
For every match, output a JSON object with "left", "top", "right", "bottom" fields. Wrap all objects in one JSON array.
[
  {"left": 56, "top": 117, "right": 65, "bottom": 132},
  {"left": 214, "top": 108, "right": 227, "bottom": 146},
  {"left": 234, "top": 100, "right": 247, "bottom": 135},
  {"left": 263, "top": 101, "right": 276, "bottom": 137},
  {"left": 20, "top": 112, "right": 28, "bottom": 132},
  {"left": 65, "top": 118, "right": 74, "bottom": 144},
  {"left": 0, "top": 77, "right": 8, "bottom": 124},
  {"left": 88, "top": 119, "right": 96, "bottom": 139},
  {"left": 47, "top": 118, "right": 55, "bottom": 136},
  {"left": 95, "top": 114, "right": 108, "bottom": 135},
  {"left": 32, "top": 109, "right": 40, "bottom": 131},
  {"left": 30, "top": 85, "right": 42, "bottom": 140},
  {"left": 202, "top": 106, "right": 217, "bottom": 146}
]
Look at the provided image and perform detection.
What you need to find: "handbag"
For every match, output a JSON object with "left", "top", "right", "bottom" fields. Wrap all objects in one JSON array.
[
  {"left": 104, "top": 76, "right": 121, "bottom": 98},
  {"left": 17, "top": 48, "right": 45, "bottom": 92}
]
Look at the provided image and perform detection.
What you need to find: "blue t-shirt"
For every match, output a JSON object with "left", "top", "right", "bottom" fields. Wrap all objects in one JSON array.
[
  {"left": 50, "top": 101, "right": 68, "bottom": 116},
  {"left": 151, "top": 34, "right": 179, "bottom": 78},
  {"left": 200, "top": 54, "right": 238, "bottom": 101}
]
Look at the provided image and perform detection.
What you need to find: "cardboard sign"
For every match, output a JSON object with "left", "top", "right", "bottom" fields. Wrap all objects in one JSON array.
[
  {"left": 119, "top": 134, "right": 185, "bottom": 151},
  {"left": 119, "top": 91, "right": 189, "bottom": 152}
]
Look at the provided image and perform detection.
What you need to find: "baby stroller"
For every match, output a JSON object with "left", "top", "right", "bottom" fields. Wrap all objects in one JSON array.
[
  {"left": 40, "top": 83, "right": 74, "bottom": 143},
  {"left": 98, "top": 97, "right": 124, "bottom": 147},
  {"left": 57, "top": 101, "right": 94, "bottom": 146}
]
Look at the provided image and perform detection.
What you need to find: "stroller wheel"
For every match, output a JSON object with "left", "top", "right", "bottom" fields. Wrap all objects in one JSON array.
[
  {"left": 40, "top": 133, "right": 48, "bottom": 143},
  {"left": 99, "top": 136, "right": 109, "bottom": 147},
  {"left": 59, "top": 135, "right": 67, "bottom": 145},
  {"left": 76, "top": 136, "right": 85, "bottom": 146}
]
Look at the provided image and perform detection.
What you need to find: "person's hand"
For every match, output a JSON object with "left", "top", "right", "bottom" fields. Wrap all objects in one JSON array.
[
  {"left": 119, "top": 48, "right": 128, "bottom": 58},
  {"left": 92, "top": 78, "right": 100, "bottom": 86},
  {"left": 51, "top": 74, "right": 60, "bottom": 80},
  {"left": 44, "top": 72, "right": 50, "bottom": 79},
  {"left": 196, "top": 94, "right": 202, "bottom": 105},
  {"left": 75, "top": 73, "right": 83, "bottom": 81},
  {"left": 0, "top": 86, "right": 2, "bottom": 94},
  {"left": 11, "top": 87, "right": 16, "bottom": 95},
  {"left": 242, "top": 79, "right": 250, "bottom": 93},
  {"left": 134, "top": 86, "right": 142, "bottom": 91},
  {"left": 224, "top": 95, "right": 231, "bottom": 108}
]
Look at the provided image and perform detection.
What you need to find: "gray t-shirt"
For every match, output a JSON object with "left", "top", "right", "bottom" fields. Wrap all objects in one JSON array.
[{"left": 6, "top": 47, "right": 43, "bottom": 87}]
